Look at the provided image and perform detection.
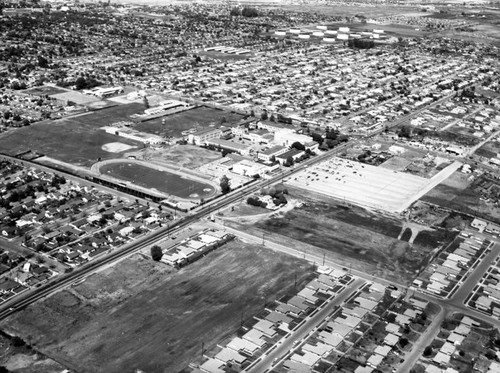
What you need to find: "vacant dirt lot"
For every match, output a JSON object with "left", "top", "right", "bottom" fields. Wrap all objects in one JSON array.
[
  {"left": 229, "top": 189, "right": 436, "bottom": 284},
  {"left": 137, "top": 144, "right": 222, "bottom": 169},
  {"left": 0, "top": 241, "right": 314, "bottom": 373},
  {"left": 0, "top": 333, "right": 66, "bottom": 373},
  {"left": 421, "top": 171, "right": 500, "bottom": 224}
]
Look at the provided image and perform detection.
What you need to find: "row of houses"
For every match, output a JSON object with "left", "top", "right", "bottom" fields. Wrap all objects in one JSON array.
[
  {"left": 470, "top": 254, "right": 500, "bottom": 317},
  {"left": 284, "top": 280, "right": 393, "bottom": 373},
  {"left": 160, "top": 229, "right": 234, "bottom": 268},
  {"left": 426, "top": 316, "right": 478, "bottom": 371},
  {"left": 414, "top": 230, "right": 492, "bottom": 297},
  {"left": 195, "top": 268, "right": 351, "bottom": 373}
]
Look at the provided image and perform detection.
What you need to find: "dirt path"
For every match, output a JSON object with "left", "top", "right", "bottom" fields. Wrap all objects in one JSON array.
[{"left": 397, "top": 221, "right": 433, "bottom": 244}]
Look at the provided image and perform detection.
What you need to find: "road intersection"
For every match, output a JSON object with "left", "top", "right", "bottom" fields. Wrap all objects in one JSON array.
[{"left": 211, "top": 220, "right": 500, "bottom": 371}]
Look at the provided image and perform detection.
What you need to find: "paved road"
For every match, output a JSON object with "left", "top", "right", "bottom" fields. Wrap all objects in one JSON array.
[
  {"left": 215, "top": 221, "right": 500, "bottom": 370},
  {"left": 396, "top": 303, "right": 446, "bottom": 373},
  {"left": 0, "top": 144, "right": 351, "bottom": 318},
  {"left": 450, "top": 242, "right": 499, "bottom": 305},
  {"left": 245, "top": 278, "right": 365, "bottom": 373}
]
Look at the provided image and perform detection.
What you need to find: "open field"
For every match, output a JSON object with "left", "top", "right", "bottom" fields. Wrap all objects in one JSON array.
[
  {"left": 229, "top": 189, "right": 437, "bottom": 284},
  {"left": 0, "top": 123, "right": 142, "bottom": 167},
  {"left": 0, "top": 104, "right": 146, "bottom": 167},
  {"left": 138, "top": 144, "right": 222, "bottom": 169},
  {"left": 421, "top": 171, "right": 500, "bottom": 224},
  {"left": 0, "top": 242, "right": 314, "bottom": 373},
  {"left": 287, "top": 157, "right": 460, "bottom": 213},
  {"left": 135, "top": 106, "right": 244, "bottom": 138},
  {"left": 98, "top": 160, "right": 217, "bottom": 199}
]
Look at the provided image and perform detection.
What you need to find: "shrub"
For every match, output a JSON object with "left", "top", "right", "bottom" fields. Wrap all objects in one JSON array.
[{"left": 12, "top": 336, "right": 25, "bottom": 347}]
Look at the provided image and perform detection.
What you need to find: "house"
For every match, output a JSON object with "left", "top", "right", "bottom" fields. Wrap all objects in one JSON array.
[
  {"left": 0, "top": 278, "right": 19, "bottom": 295},
  {"left": 471, "top": 218, "right": 487, "bottom": 232}
]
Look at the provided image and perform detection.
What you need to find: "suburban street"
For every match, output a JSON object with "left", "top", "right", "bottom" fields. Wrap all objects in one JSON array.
[
  {"left": 212, "top": 221, "right": 500, "bottom": 370},
  {"left": 245, "top": 278, "right": 365, "bottom": 373}
]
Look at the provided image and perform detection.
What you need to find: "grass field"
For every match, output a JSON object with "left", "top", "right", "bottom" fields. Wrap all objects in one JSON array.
[
  {"left": 233, "top": 188, "right": 435, "bottom": 284},
  {"left": 0, "top": 242, "right": 314, "bottom": 373},
  {"left": 0, "top": 104, "right": 146, "bottom": 167},
  {"left": 99, "top": 161, "right": 216, "bottom": 199},
  {"left": 135, "top": 107, "right": 244, "bottom": 138}
]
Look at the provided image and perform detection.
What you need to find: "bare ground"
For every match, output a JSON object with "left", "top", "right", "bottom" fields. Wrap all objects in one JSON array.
[{"left": 0, "top": 241, "right": 314, "bottom": 373}]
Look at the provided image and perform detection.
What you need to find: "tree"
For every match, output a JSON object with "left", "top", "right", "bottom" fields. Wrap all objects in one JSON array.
[
  {"left": 230, "top": 7, "right": 241, "bottom": 16},
  {"left": 143, "top": 96, "right": 150, "bottom": 109},
  {"left": 261, "top": 111, "right": 268, "bottom": 121},
  {"left": 399, "top": 337, "right": 409, "bottom": 348},
  {"left": 75, "top": 76, "right": 86, "bottom": 90},
  {"left": 311, "top": 132, "right": 323, "bottom": 144},
  {"left": 151, "top": 245, "right": 163, "bottom": 261},
  {"left": 220, "top": 175, "right": 231, "bottom": 194},
  {"left": 241, "top": 6, "right": 258, "bottom": 17},
  {"left": 423, "top": 346, "right": 433, "bottom": 356},
  {"left": 291, "top": 141, "right": 305, "bottom": 151},
  {"left": 485, "top": 350, "right": 496, "bottom": 360},
  {"left": 225, "top": 77, "right": 232, "bottom": 84},
  {"left": 399, "top": 124, "right": 413, "bottom": 138},
  {"left": 37, "top": 55, "right": 49, "bottom": 68}
]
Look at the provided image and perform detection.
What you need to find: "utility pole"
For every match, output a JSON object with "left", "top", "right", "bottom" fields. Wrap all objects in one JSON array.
[{"left": 322, "top": 252, "right": 325, "bottom": 266}]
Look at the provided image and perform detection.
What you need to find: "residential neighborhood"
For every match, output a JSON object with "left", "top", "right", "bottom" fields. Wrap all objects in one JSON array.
[{"left": 0, "top": 0, "right": 500, "bottom": 373}]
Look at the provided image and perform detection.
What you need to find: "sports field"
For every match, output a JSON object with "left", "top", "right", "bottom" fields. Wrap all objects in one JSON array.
[
  {"left": 0, "top": 243, "right": 314, "bottom": 373},
  {"left": 23, "top": 86, "right": 68, "bottom": 96},
  {"left": 139, "top": 145, "right": 222, "bottom": 169},
  {"left": 98, "top": 160, "right": 217, "bottom": 199},
  {"left": 135, "top": 106, "right": 244, "bottom": 138},
  {"left": 0, "top": 104, "right": 145, "bottom": 167},
  {"left": 288, "top": 157, "right": 461, "bottom": 213}
]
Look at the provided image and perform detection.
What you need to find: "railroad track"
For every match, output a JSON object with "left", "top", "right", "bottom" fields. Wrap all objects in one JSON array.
[{"left": 0, "top": 144, "right": 350, "bottom": 320}]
